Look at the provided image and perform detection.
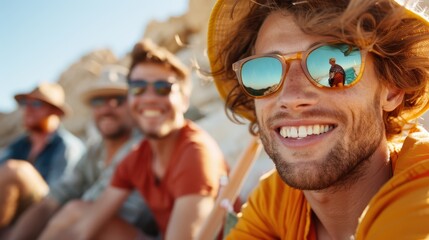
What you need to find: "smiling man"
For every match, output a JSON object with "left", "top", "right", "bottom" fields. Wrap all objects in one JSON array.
[
  {"left": 40, "top": 39, "right": 229, "bottom": 240},
  {"left": 208, "top": 0, "right": 429, "bottom": 239},
  {"left": 0, "top": 82, "right": 85, "bottom": 236}
]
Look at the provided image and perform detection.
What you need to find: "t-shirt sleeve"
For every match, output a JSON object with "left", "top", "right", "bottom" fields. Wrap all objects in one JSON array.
[
  {"left": 111, "top": 150, "right": 138, "bottom": 190},
  {"left": 169, "top": 138, "right": 227, "bottom": 198}
]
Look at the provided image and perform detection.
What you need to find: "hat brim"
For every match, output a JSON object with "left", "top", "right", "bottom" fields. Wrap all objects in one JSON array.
[
  {"left": 208, "top": 0, "right": 429, "bottom": 121},
  {"left": 80, "top": 87, "right": 128, "bottom": 106},
  {"left": 14, "top": 93, "right": 71, "bottom": 116},
  {"left": 208, "top": 0, "right": 255, "bottom": 121}
]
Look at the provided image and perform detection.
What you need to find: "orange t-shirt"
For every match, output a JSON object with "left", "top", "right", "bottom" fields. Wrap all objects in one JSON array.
[
  {"left": 111, "top": 121, "right": 228, "bottom": 235},
  {"left": 227, "top": 126, "right": 429, "bottom": 239}
]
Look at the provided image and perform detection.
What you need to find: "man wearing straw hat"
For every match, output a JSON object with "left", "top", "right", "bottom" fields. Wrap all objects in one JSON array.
[
  {"left": 5, "top": 65, "right": 159, "bottom": 240},
  {"left": 0, "top": 82, "right": 85, "bottom": 232},
  {"left": 207, "top": 0, "right": 429, "bottom": 239}
]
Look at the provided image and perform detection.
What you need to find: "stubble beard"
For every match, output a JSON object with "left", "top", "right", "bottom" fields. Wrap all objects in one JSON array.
[
  {"left": 97, "top": 114, "right": 132, "bottom": 140},
  {"left": 258, "top": 102, "right": 384, "bottom": 192},
  {"left": 101, "top": 125, "right": 132, "bottom": 140}
]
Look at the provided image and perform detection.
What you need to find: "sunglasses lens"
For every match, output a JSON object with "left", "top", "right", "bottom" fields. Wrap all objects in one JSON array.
[
  {"left": 89, "top": 98, "right": 105, "bottom": 107},
  {"left": 240, "top": 57, "right": 283, "bottom": 97},
  {"left": 128, "top": 81, "right": 148, "bottom": 96},
  {"left": 90, "top": 96, "right": 126, "bottom": 108},
  {"left": 154, "top": 81, "right": 173, "bottom": 96},
  {"left": 306, "top": 44, "right": 362, "bottom": 88},
  {"left": 18, "top": 99, "right": 27, "bottom": 107},
  {"left": 18, "top": 99, "right": 44, "bottom": 108}
]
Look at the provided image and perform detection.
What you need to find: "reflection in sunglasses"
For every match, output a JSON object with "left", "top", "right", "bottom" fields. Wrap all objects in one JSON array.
[
  {"left": 127, "top": 79, "right": 175, "bottom": 97},
  {"left": 233, "top": 42, "right": 365, "bottom": 98}
]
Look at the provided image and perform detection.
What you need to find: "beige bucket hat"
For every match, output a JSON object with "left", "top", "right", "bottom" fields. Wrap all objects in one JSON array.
[
  {"left": 80, "top": 65, "right": 129, "bottom": 106},
  {"left": 14, "top": 82, "right": 71, "bottom": 116},
  {"left": 207, "top": 0, "right": 429, "bottom": 121}
]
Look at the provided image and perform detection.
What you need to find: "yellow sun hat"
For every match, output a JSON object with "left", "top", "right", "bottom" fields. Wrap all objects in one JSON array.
[{"left": 207, "top": 0, "right": 429, "bottom": 122}]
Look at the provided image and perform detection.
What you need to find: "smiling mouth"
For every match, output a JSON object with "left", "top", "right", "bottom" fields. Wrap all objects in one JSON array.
[
  {"left": 279, "top": 124, "right": 335, "bottom": 139},
  {"left": 143, "top": 110, "right": 161, "bottom": 117}
]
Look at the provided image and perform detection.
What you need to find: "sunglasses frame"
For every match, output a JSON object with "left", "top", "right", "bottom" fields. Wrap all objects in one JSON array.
[
  {"left": 17, "top": 99, "right": 46, "bottom": 108},
  {"left": 232, "top": 42, "right": 368, "bottom": 99},
  {"left": 127, "top": 79, "right": 176, "bottom": 97},
  {"left": 89, "top": 95, "right": 127, "bottom": 108}
]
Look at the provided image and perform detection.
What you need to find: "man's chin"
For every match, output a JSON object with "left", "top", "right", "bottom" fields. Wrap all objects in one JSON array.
[
  {"left": 26, "top": 125, "right": 45, "bottom": 133},
  {"left": 145, "top": 132, "right": 167, "bottom": 140}
]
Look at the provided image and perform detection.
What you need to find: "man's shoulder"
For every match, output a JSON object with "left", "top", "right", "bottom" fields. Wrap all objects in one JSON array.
[
  {"left": 180, "top": 121, "right": 221, "bottom": 147},
  {"left": 393, "top": 126, "right": 429, "bottom": 174},
  {"left": 6, "top": 134, "right": 29, "bottom": 147},
  {"left": 54, "top": 128, "right": 84, "bottom": 146},
  {"left": 359, "top": 126, "right": 429, "bottom": 238}
]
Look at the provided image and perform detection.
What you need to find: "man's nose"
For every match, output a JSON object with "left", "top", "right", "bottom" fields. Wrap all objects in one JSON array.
[{"left": 274, "top": 61, "right": 318, "bottom": 110}]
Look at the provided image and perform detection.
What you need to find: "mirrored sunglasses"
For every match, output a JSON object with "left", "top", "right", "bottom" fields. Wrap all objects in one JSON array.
[
  {"left": 17, "top": 99, "right": 45, "bottom": 108},
  {"left": 89, "top": 95, "right": 127, "bottom": 108},
  {"left": 127, "top": 80, "right": 175, "bottom": 97},
  {"left": 232, "top": 42, "right": 367, "bottom": 98}
]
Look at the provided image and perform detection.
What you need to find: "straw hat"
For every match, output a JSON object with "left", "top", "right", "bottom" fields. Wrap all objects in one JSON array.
[
  {"left": 14, "top": 82, "right": 71, "bottom": 116},
  {"left": 81, "top": 65, "right": 129, "bottom": 106},
  {"left": 207, "top": 0, "right": 429, "bottom": 121}
]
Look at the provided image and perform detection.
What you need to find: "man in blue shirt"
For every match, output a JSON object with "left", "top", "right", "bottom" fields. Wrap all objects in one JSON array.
[{"left": 0, "top": 82, "right": 85, "bottom": 232}]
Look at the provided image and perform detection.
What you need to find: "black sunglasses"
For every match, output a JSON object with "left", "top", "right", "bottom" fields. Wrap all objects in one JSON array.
[
  {"left": 89, "top": 95, "right": 127, "bottom": 108},
  {"left": 127, "top": 79, "right": 175, "bottom": 97},
  {"left": 18, "top": 99, "right": 45, "bottom": 108}
]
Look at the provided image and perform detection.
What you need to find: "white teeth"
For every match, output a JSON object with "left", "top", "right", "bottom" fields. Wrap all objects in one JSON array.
[
  {"left": 313, "top": 125, "right": 320, "bottom": 135},
  {"left": 298, "top": 126, "right": 306, "bottom": 138},
  {"left": 324, "top": 125, "right": 329, "bottom": 132},
  {"left": 143, "top": 110, "right": 161, "bottom": 117},
  {"left": 280, "top": 128, "right": 287, "bottom": 138},
  {"left": 279, "top": 124, "right": 333, "bottom": 139},
  {"left": 290, "top": 127, "right": 298, "bottom": 138}
]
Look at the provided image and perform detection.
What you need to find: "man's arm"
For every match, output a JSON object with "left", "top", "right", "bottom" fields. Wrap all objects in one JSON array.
[
  {"left": 165, "top": 194, "right": 214, "bottom": 240},
  {"left": 40, "top": 186, "right": 130, "bottom": 240},
  {"left": 8, "top": 197, "right": 60, "bottom": 240}
]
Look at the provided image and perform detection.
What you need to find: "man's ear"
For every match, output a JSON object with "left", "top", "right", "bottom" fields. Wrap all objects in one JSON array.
[{"left": 381, "top": 85, "right": 404, "bottom": 112}]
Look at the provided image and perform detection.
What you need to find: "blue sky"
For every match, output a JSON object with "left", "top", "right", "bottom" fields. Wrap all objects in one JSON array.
[{"left": 0, "top": 0, "right": 188, "bottom": 113}]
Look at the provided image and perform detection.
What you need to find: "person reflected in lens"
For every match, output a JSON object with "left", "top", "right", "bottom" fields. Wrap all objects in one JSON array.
[{"left": 328, "top": 58, "right": 345, "bottom": 87}]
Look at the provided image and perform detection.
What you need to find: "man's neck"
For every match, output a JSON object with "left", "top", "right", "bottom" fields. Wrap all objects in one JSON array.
[
  {"left": 149, "top": 126, "right": 183, "bottom": 179},
  {"left": 303, "top": 144, "right": 392, "bottom": 240},
  {"left": 27, "top": 130, "right": 56, "bottom": 162},
  {"left": 103, "top": 132, "right": 132, "bottom": 166}
]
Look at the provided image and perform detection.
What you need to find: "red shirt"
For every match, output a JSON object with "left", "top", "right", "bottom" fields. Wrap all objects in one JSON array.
[{"left": 111, "top": 121, "right": 228, "bottom": 235}]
